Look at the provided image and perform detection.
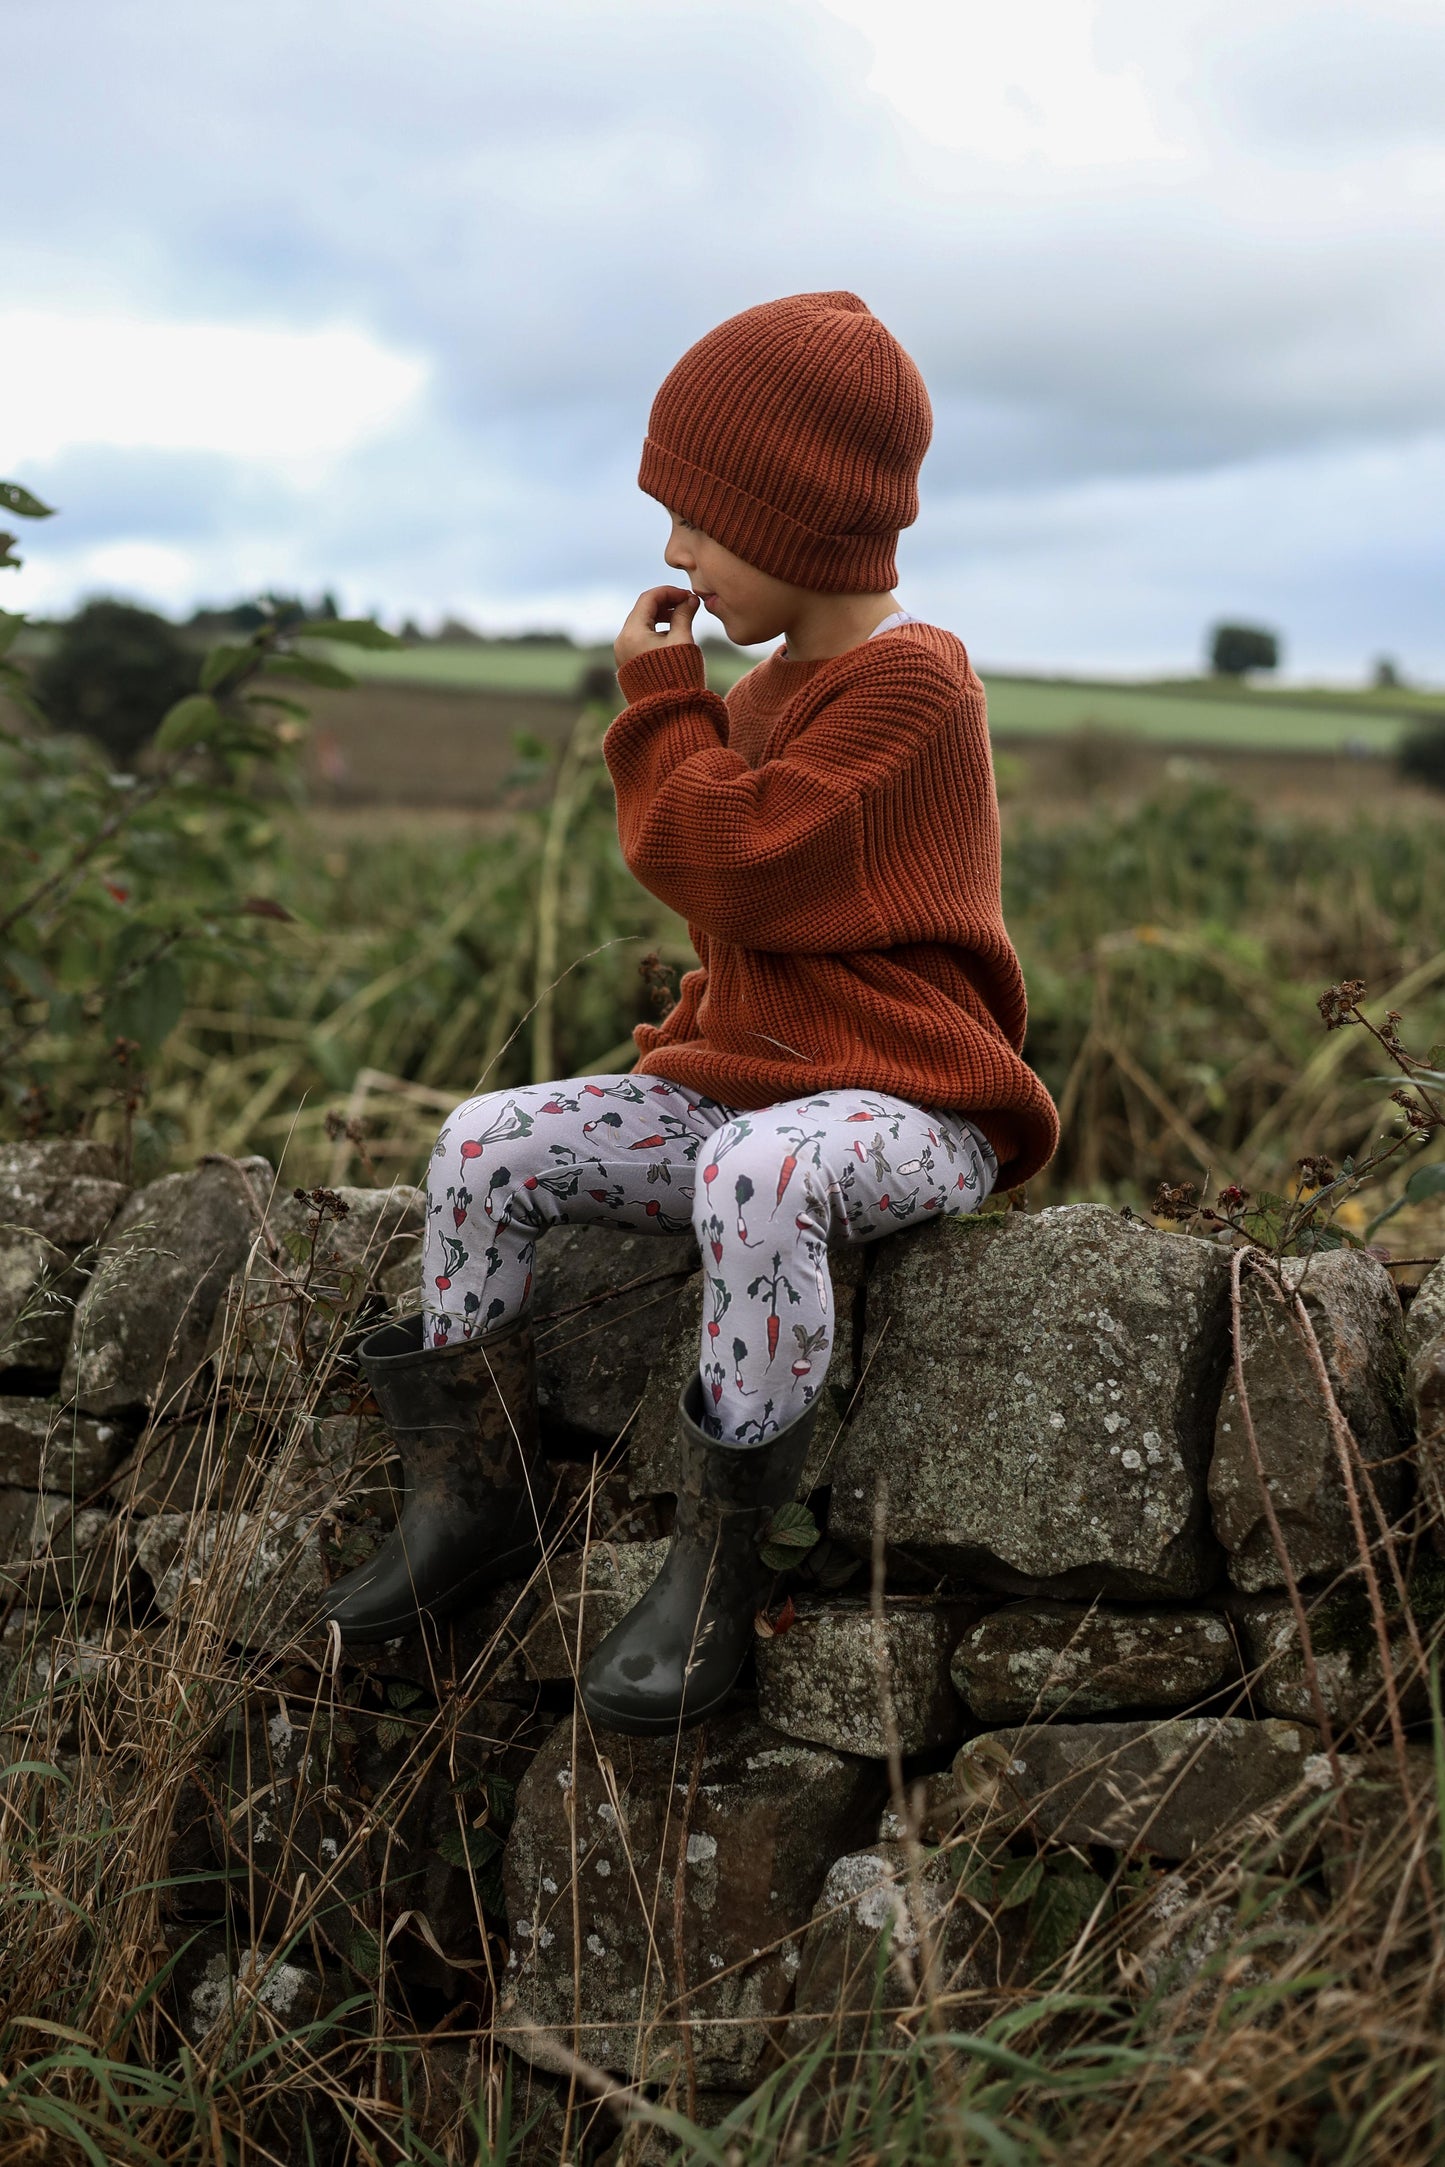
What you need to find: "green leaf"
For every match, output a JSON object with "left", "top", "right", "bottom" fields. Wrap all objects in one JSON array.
[
  {"left": 199, "top": 644, "right": 255, "bottom": 693},
  {"left": 243, "top": 692, "right": 311, "bottom": 721},
  {"left": 437, "top": 1825, "right": 503, "bottom": 1871},
  {"left": 994, "top": 1855, "right": 1044, "bottom": 1911},
  {"left": 0, "top": 483, "right": 56, "bottom": 519},
  {"left": 103, "top": 955, "right": 186, "bottom": 1050},
  {"left": 296, "top": 618, "right": 402, "bottom": 650},
  {"left": 0, "top": 610, "right": 25, "bottom": 657},
  {"left": 375, "top": 1716, "right": 407, "bottom": 1750},
  {"left": 761, "top": 1500, "right": 819, "bottom": 1551},
  {"left": 155, "top": 694, "right": 222, "bottom": 753},
  {"left": 385, "top": 1679, "right": 423, "bottom": 1709},
  {"left": 759, "top": 1497, "right": 821, "bottom": 1571},
  {"left": 1027, "top": 1862, "right": 1109, "bottom": 1974},
  {"left": 1405, "top": 1163, "right": 1445, "bottom": 1204},
  {"left": 263, "top": 653, "right": 355, "bottom": 690},
  {"left": 485, "top": 1773, "right": 517, "bottom": 1824},
  {"left": 347, "top": 1925, "right": 381, "bottom": 1978}
]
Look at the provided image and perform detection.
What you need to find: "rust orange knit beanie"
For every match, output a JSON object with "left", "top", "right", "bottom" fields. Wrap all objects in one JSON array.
[{"left": 638, "top": 290, "right": 932, "bottom": 593}]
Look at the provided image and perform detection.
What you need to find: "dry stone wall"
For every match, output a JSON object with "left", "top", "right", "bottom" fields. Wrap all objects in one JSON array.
[{"left": 1, "top": 1140, "right": 1441, "bottom": 2111}]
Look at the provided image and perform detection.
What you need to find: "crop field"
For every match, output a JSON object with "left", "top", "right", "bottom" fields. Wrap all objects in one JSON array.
[{"left": 321, "top": 637, "right": 1440, "bottom": 755}]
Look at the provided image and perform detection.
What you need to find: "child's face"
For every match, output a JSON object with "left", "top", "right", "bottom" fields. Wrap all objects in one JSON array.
[{"left": 663, "top": 511, "right": 801, "bottom": 648}]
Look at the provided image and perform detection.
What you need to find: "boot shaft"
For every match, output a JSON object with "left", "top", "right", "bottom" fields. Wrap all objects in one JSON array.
[{"left": 357, "top": 1311, "right": 539, "bottom": 1489}]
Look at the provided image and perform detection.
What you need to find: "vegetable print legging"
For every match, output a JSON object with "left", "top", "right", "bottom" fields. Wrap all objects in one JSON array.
[{"left": 423, "top": 1074, "right": 999, "bottom": 1441}]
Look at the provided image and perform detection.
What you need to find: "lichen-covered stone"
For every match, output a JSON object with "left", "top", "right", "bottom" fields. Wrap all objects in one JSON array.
[
  {"left": 952, "top": 1716, "right": 1317, "bottom": 1858},
  {"left": 1120, "top": 1865, "right": 1321, "bottom": 2023},
  {"left": 62, "top": 1156, "right": 275, "bottom": 1415},
  {"left": 786, "top": 1842, "right": 1009, "bottom": 2052},
  {"left": 2, "top": 1616, "right": 163, "bottom": 1750},
  {"left": 501, "top": 1713, "right": 881, "bottom": 2085},
  {"left": 0, "top": 1490, "right": 43, "bottom": 1598},
  {"left": 108, "top": 1411, "right": 278, "bottom": 1518},
  {"left": 953, "top": 1600, "right": 1239, "bottom": 1723},
  {"left": 1236, "top": 1584, "right": 1437, "bottom": 1728},
  {"left": 628, "top": 1244, "right": 864, "bottom": 1500},
  {"left": 531, "top": 1226, "right": 698, "bottom": 1454},
  {"left": 1209, "top": 1249, "right": 1410, "bottom": 1592},
  {"left": 189, "top": 1683, "right": 535, "bottom": 1971},
  {"left": 1407, "top": 1258, "right": 1445, "bottom": 1548},
  {"left": 25, "top": 1495, "right": 129, "bottom": 1604},
  {"left": 208, "top": 1182, "right": 426, "bottom": 1386},
  {"left": 0, "top": 1139, "right": 128, "bottom": 1371},
  {"left": 829, "top": 1205, "right": 1230, "bottom": 1597},
  {"left": 132, "top": 1505, "right": 327, "bottom": 1648},
  {"left": 755, "top": 1598, "right": 969, "bottom": 1757},
  {"left": 0, "top": 1397, "right": 127, "bottom": 1495},
  {"left": 163, "top": 1925, "right": 336, "bottom": 2047},
  {"left": 516, "top": 1538, "right": 670, "bottom": 1682},
  {"left": 1314, "top": 1744, "right": 1437, "bottom": 1918}
]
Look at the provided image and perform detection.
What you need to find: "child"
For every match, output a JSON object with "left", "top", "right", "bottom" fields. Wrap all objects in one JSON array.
[{"left": 319, "top": 292, "right": 1061, "bottom": 1734}]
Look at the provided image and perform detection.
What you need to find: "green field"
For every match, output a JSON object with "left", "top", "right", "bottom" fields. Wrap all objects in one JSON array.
[{"left": 320, "top": 638, "right": 1441, "bottom": 754}]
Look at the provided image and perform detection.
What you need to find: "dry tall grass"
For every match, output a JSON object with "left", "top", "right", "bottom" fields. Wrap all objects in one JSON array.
[{"left": 2, "top": 1162, "right": 1444, "bottom": 2166}]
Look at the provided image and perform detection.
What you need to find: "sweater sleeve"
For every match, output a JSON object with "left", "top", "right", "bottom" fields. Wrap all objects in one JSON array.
[{"left": 605, "top": 640, "right": 965, "bottom": 954}]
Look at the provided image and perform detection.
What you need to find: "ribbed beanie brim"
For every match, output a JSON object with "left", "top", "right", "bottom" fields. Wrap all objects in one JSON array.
[{"left": 638, "top": 291, "right": 932, "bottom": 594}]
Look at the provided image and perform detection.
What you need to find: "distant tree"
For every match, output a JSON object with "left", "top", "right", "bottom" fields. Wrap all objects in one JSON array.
[
  {"left": 1372, "top": 655, "right": 1405, "bottom": 691},
  {"left": 1397, "top": 716, "right": 1445, "bottom": 793},
  {"left": 438, "top": 615, "right": 483, "bottom": 644},
  {"left": 515, "top": 629, "right": 575, "bottom": 647},
  {"left": 35, "top": 599, "right": 197, "bottom": 769},
  {"left": 399, "top": 617, "right": 424, "bottom": 642},
  {"left": 1208, "top": 622, "right": 1280, "bottom": 678}
]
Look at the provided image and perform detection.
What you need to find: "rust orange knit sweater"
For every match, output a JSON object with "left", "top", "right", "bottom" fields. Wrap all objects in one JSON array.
[{"left": 605, "top": 622, "right": 1060, "bottom": 1188}]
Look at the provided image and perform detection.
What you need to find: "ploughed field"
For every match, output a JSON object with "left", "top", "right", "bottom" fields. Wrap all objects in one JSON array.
[{"left": 295, "top": 640, "right": 1444, "bottom": 816}]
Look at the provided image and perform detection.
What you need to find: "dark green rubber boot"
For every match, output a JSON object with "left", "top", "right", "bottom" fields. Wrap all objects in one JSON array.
[
  {"left": 579, "top": 1377, "right": 820, "bottom": 1736},
  {"left": 317, "top": 1310, "right": 547, "bottom": 1644}
]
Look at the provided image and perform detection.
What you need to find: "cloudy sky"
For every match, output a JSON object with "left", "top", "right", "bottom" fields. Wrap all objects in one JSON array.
[{"left": 5, "top": 0, "right": 1443, "bottom": 676}]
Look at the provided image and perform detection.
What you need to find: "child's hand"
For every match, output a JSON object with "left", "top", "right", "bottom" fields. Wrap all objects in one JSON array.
[{"left": 614, "top": 585, "right": 701, "bottom": 670}]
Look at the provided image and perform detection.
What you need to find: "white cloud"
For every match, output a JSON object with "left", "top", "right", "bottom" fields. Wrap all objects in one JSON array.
[
  {"left": 817, "top": 0, "right": 1178, "bottom": 166},
  {"left": 4, "top": 0, "right": 1443, "bottom": 671},
  {"left": 0, "top": 312, "right": 427, "bottom": 469}
]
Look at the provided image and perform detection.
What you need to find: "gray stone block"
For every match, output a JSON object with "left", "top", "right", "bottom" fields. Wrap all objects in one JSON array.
[
  {"left": 209, "top": 1183, "right": 425, "bottom": 1385},
  {"left": 62, "top": 1156, "right": 276, "bottom": 1414},
  {"left": 830, "top": 1205, "right": 1230, "bottom": 1597},
  {"left": 501, "top": 1713, "right": 881, "bottom": 2085},
  {"left": 0, "top": 1397, "right": 127, "bottom": 1495},
  {"left": 529, "top": 1226, "right": 698, "bottom": 1453},
  {"left": 1407, "top": 1258, "right": 1445, "bottom": 1547},
  {"left": 1236, "top": 1585, "right": 1435, "bottom": 1728},
  {"left": 755, "top": 1597, "right": 970, "bottom": 1757},
  {"left": 952, "top": 1715, "right": 1317, "bottom": 1857},
  {"left": 953, "top": 1600, "right": 1239, "bottom": 1722},
  {"left": 1209, "top": 1249, "right": 1411, "bottom": 1591},
  {"left": 0, "top": 1139, "right": 128, "bottom": 1371}
]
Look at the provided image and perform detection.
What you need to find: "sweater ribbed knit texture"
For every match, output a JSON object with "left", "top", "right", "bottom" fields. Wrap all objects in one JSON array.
[
  {"left": 637, "top": 291, "right": 932, "bottom": 594},
  {"left": 606, "top": 624, "right": 1061, "bottom": 1188}
]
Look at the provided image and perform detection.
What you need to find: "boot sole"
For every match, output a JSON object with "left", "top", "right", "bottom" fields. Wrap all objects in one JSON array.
[{"left": 322, "top": 1539, "right": 540, "bottom": 1645}]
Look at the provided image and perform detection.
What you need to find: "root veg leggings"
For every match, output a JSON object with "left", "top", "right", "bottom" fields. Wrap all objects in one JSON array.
[{"left": 423, "top": 1075, "right": 999, "bottom": 1441}]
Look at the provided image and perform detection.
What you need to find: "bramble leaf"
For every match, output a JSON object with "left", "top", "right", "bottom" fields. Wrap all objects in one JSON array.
[
  {"left": 155, "top": 694, "right": 222, "bottom": 753},
  {"left": 0, "top": 483, "right": 56, "bottom": 519}
]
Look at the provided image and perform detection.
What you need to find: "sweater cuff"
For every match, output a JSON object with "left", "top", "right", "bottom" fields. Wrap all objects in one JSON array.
[{"left": 616, "top": 643, "right": 708, "bottom": 704}]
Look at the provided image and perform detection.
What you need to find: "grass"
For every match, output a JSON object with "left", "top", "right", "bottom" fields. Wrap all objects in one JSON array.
[
  {"left": 311, "top": 640, "right": 1444, "bottom": 754},
  {"left": 46, "top": 768, "right": 1440, "bottom": 1260}
]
